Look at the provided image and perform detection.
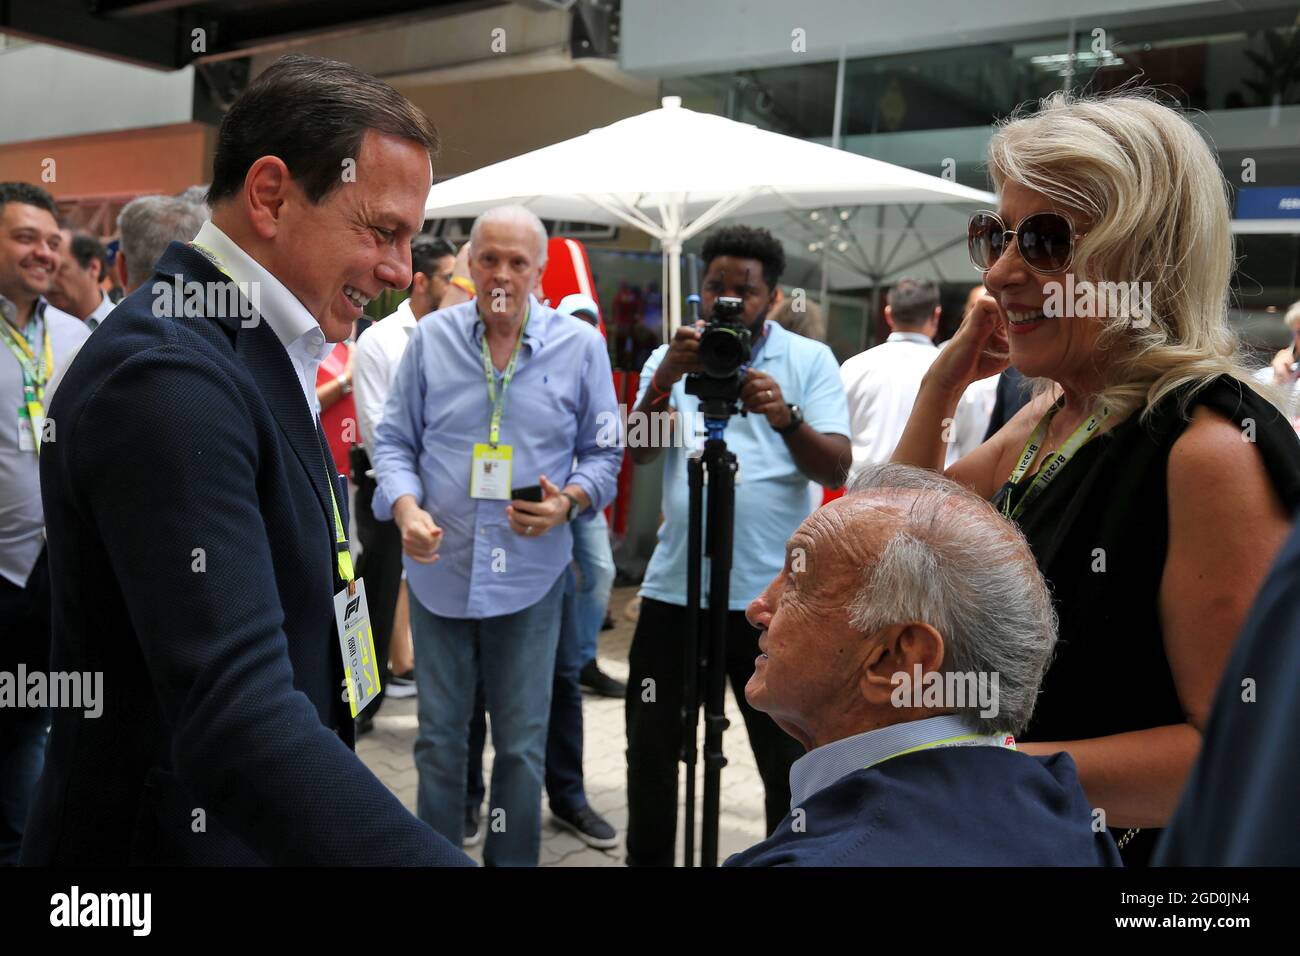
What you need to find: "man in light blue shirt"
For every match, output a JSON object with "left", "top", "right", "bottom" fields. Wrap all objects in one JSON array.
[
  {"left": 624, "top": 224, "right": 851, "bottom": 866},
  {"left": 371, "top": 206, "right": 620, "bottom": 866}
]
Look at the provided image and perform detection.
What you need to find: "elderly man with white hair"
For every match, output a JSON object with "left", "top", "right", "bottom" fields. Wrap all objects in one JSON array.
[
  {"left": 726, "top": 463, "right": 1121, "bottom": 866},
  {"left": 371, "top": 204, "right": 622, "bottom": 866}
]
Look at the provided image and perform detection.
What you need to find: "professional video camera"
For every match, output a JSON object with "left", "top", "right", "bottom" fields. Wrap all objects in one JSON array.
[{"left": 684, "top": 295, "right": 751, "bottom": 414}]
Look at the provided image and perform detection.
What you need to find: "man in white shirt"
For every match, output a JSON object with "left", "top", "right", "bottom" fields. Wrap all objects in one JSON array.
[
  {"left": 840, "top": 277, "right": 943, "bottom": 475},
  {"left": 350, "top": 234, "right": 456, "bottom": 727}
]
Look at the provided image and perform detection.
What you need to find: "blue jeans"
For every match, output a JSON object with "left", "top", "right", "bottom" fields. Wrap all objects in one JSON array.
[
  {"left": 410, "top": 574, "right": 564, "bottom": 867},
  {"left": 545, "top": 565, "right": 587, "bottom": 812},
  {"left": 0, "top": 713, "right": 48, "bottom": 865},
  {"left": 468, "top": 564, "right": 591, "bottom": 814},
  {"left": 571, "top": 511, "right": 616, "bottom": 665}
]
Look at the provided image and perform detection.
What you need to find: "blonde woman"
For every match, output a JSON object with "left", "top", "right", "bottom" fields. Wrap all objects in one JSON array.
[{"left": 892, "top": 92, "right": 1300, "bottom": 865}]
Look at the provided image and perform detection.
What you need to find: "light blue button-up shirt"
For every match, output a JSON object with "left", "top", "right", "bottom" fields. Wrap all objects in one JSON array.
[
  {"left": 789, "top": 714, "right": 1005, "bottom": 808},
  {"left": 636, "top": 319, "right": 850, "bottom": 610},
  {"left": 371, "top": 296, "right": 621, "bottom": 619}
]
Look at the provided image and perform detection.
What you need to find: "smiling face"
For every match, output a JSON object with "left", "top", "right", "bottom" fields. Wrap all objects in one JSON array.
[
  {"left": 263, "top": 129, "right": 431, "bottom": 342},
  {"left": 745, "top": 498, "right": 887, "bottom": 749},
  {"left": 982, "top": 180, "right": 1106, "bottom": 385},
  {"left": 0, "top": 201, "right": 61, "bottom": 312}
]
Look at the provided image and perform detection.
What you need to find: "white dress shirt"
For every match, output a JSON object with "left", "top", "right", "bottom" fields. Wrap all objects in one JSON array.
[
  {"left": 352, "top": 298, "right": 417, "bottom": 453},
  {"left": 946, "top": 372, "right": 1000, "bottom": 467},
  {"left": 191, "top": 221, "right": 332, "bottom": 420},
  {"left": 840, "top": 331, "right": 941, "bottom": 473}
]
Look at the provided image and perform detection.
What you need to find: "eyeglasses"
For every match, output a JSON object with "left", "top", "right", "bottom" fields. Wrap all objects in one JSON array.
[{"left": 967, "top": 210, "right": 1082, "bottom": 275}]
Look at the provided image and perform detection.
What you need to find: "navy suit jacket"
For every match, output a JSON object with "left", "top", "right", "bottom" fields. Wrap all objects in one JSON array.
[
  {"left": 1155, "top": 515, "right": 1300, "bottom": 865},
  {"left": 725, "top": 747, "right": 1122, "bottom": 867},
  {"left": 22, "top": 242, "right": 471, "bottom": 866}
]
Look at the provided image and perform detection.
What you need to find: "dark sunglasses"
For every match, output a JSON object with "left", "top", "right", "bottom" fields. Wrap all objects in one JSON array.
[{"left": 967, "top": 210, "right": 1082, "bottom": 275}]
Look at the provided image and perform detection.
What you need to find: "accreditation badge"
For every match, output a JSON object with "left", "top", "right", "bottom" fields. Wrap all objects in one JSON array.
[
  {"left": 17, "top": 405, "right": 36, "bottom": 453},
  {"left": 334, "top": 578, "right": 381, "bottom": 717},
  {"left": 470, "top": 442, "right": 512, "bottom": 500}
]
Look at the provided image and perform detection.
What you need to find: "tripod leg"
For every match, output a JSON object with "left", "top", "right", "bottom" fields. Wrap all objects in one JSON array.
[
  {"left": 700, "top": 439, "right": 736, "bottom": 866},
  {"left": 681, "top": 453, "right": 705, "bottom": 867}
]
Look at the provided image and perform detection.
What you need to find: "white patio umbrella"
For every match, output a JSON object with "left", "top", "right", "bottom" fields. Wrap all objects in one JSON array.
[{"left": 424, "top": 96, "right": 995, "bottom": 335}]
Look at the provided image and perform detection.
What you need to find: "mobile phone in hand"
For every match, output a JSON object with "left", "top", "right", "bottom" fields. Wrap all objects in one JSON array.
[{"left": 511, "top": 484, "right": 544, "bottom": 503}]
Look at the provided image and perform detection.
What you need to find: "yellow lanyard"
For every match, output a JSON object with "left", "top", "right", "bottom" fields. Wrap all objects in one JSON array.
[
  {"left": 1002, "top": 402, "right": 1109, "bottom": 521},
  {"left": 868, "top": 731, "right": 1017, "bottom": 771},
  {"left": 479, "top": 304, "right": 530, "bottom": 447},
  {"left": 2, "top": 316, "right": 54, "bottom": 454},
  {"left": 325, "top": 455, "right": 355, "bottom": 588}
]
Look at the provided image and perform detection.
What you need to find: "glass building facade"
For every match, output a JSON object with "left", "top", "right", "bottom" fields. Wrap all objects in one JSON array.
[{"left": 664, "top": 6, "right": 1300, "bottom": 361}]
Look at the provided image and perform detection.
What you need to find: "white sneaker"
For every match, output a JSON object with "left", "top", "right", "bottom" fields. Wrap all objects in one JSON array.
[{"left": 386, "top": 671, "right": 417, "bottom": 699}]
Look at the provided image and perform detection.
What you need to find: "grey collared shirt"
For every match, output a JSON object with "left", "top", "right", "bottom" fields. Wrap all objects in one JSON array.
[
  {"left": 788, "top": 714, "right": 1002, "bottom": 809},
  {"left": 0, "top": 296, "right": 91, "bottom": 587}
]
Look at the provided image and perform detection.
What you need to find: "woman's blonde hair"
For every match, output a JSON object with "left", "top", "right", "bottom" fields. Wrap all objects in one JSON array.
[{"left": 988, "top": 90, "right": 1268, "bottom": 421}]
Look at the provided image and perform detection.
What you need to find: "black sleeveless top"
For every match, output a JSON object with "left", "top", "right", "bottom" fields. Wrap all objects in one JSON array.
[{"left": 990, "top": 376, "right": 1300, "bottom": 865}]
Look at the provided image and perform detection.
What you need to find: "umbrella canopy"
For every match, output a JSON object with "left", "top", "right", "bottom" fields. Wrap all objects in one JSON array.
[{"left": 425, "top": 96, "right": 995, "bottom": 333}]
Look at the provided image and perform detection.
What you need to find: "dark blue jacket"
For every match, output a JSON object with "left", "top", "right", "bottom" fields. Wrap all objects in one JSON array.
[
  {"left": 1155, "top": 514, "right": 1300, "bottom": 866},
  {"left": 22, "top": 242, "right": 471, "bottom": 866},
  {"left": 725, "top": 747, "right": 1121, "bottom": 866}
]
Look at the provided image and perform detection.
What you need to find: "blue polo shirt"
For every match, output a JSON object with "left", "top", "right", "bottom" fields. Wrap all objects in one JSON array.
[{"left": 636, "top": 320, "right": 849, "bottom": 610}]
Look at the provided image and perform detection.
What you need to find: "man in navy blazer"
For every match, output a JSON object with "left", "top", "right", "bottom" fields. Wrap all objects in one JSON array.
[
  {"left": 726, "top": 463, "right": 1120, "bottom": 867},
  {"left": 21, "top": 55, "right": 471, "bottom": 866}
]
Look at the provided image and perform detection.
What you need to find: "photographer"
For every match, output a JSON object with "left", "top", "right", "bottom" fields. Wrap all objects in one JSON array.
[{"left": 624, "top": 225, "right": 851, "bottom": 866}]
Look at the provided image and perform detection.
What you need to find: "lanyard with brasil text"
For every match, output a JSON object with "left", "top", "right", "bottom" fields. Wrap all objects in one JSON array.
[
  {"left": 866, "top": 731, "right": 1017, "bottom": 772},
  {"left": 479, "top": 303, "right": 530, "bottom": 447},
  {"left": 325, "top": 452, "right": 356, "bottom": 590},
  {"left": 1, "top": 316, "right": 54, "bottom": 453},
  {"left": 1002, "top": 401, "right": 1110, "bottom": 522}
]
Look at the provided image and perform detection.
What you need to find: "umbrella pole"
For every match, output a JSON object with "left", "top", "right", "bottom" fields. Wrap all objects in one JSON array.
[{"left": 666, "top": 238, "right": 683, "bottom": 339}]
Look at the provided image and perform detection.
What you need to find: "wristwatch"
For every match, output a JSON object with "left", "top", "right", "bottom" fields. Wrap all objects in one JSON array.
[
  {"left": 775, "top": 403, "right": 803, "bottom": 436},
  {"left": 562, "top": 492, "right": 581, "bottom": 522},
  {"left": 337, "top": 374, "right": 352, "bottom": 396}
]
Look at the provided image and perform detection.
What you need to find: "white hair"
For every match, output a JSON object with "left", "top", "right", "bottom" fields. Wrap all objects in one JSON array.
[
  {"left": 845, "top": 463, "right": 1058, "bottom": 736},
  {"left": 117, "top": 194, "right": 208, "bottom": 291},
  {"left": 1284, "top": 300, "right": 1300, "bottom": 333},
  {"left": 469, "top": 204, "right": 548, "bottom": 270}
]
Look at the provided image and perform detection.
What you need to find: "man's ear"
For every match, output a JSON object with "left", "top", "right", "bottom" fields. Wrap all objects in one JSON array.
[
  {"left": 884, "top": 304, "right": 896, "bottom": 331},
  {"left": 243, "top": 156, "right": 293, "bottom": 240},
  {"left": 859, "top": 621, "right": 946, "bottom": 707},
  {"left": 114, "top": 253, "right": 129, "bottom": 291}
]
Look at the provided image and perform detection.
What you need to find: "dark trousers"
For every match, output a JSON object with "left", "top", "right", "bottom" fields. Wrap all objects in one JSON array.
[
  {"left": 0, "top": 550, "right": 51, "bottom": 865},
  {"left": 467, "top": 566, "right": 588, "bottom": 814},
  {"left": 352, "top": 450, "right": 403, "bottom": 722},
  {"left": 624, "top": 597, "right": 803, "bottom": 866}
]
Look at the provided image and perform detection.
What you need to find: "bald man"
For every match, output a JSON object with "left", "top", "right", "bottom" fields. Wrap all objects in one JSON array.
[{"left": 726, "top": 463, "right": 1120, "bottom": 866}]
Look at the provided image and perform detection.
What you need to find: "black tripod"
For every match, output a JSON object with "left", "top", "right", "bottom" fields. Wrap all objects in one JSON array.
[{"left": 680, "top": 394, "right": 740, "bottom": 867}]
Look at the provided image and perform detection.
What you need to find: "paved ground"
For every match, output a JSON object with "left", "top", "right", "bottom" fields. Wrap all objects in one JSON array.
[{"left": 357, "top": 585, "right": 769, "bottom": 866}]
